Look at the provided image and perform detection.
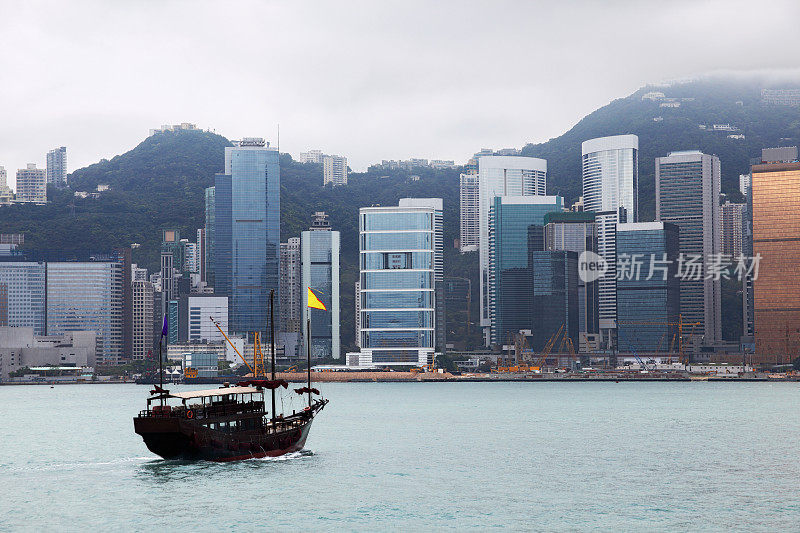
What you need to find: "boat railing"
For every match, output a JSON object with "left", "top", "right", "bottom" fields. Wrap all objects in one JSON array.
[{"left": 138, "top": 400, "right": 265, "bottom": 419}]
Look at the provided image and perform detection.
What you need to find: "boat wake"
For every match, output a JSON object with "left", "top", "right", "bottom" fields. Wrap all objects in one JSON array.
[{"left": 249, "top": 449, "right": 315, "bottom": 462}]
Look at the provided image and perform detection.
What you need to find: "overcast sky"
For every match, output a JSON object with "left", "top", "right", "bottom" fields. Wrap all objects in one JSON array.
[{"left": 1, "top": 0, "right": 800, "bottom": 187}]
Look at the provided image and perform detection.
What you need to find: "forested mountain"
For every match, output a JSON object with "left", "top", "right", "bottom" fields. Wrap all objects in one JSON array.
[{"left": 2, "top": 74, "right": 798, "bottom": 348}]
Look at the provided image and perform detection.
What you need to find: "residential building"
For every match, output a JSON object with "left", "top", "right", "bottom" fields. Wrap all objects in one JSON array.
[
  {"left": 213, "top": 138, "right": 280, "bottom": 336},
  {"left": 459, "top": 173, "right": 480, "bottom": 252},
  {"left": 581, "top": 134, "right": 638, "bottom": 341},
  {"left": 478, "top": 156, "right": 547, "bottom": 344},
  {"left": 15, "top": 164, "right": 47, "bottom": 204},
  {"left": 46, "top": 146, "right": 68, "bottom": 187},
  {"left": 544, "top": 211, "right": 599, "bottom": 335},
  {"left": 204, "top": 186, "right": 215, "bottom": 286},
  {"left": 131, "top": 264, "right": 148, "bottom": 282},
  {"left": 750, "top": 161, "right": 800, "bottom": 364},
  {"left": 656, "top": 150, "right": 722, "bottom": 344},
  {"left": 298, "top": 150, "right": 324, "bottom": 164},
  {"left": 487, "top": 195, "right": 564, "bottom": 346},
  {"left": 132, "top": 281, "right": 154, "bottom": 360},
  {"left": 739, "top": 174, "right": 751, "bottom": 197},
  {"left": 301, "top": 212, "right": 341, "bottom": 359},
  {"left": 354, "top": 281, "right": 361, "bottom": 348},
  {"left": 0, "top": 167, "right": 13, "bottom": 205},
  {"left": 0, "top": 262, "right": 47, "bottom": 335},
  {"left": 761, "top": 88, "right": 800, "bottom": 106},
  {"left": 279, "top": 237, "right": 302, "bottom": 334},
  {"left": 46, "top": 261, "right": 124, "bottom": 365},
  {"left": 721, "top": 201, "right": 745, "bottom": 258},
  {"left": 323, "top": 155, "right": 348, "bottom": 186},
  {"left": 149, "top": 123, "right": 199, "bottom": 136},
  {"left": 355, "top": 198, "right": 443, "bottom": 366},
  {"left": 615, "top": 222, "right": 681, "bottom": 352}
]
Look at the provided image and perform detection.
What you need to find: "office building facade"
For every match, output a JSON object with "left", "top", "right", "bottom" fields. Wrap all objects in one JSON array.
[
  {"left": 46, "top": 146, "right": 68, "bottom": 187},
  {"left": 582, "top": 134, "right": 638, "bottom": 337},
  {"left": 487, "top": 195, "right": 564, "bottom": 346},
  {"left": 177, "top": 294, "right": 228, "bottom": 343},
  {"left": 0, "top": 262, "right": 47, "bottom": 335},
  {"left": 544, "top": 211, "right": 599, "bottom": 335},
  {"left": 356, "top": 198, "right": 443, "bottom": 366},
  {"left": 478, "top": 156, "right": 547, "bottom": 343},
  {"left": 750, "top": 161, "right": 800, "bottom": 364},
  {"left": 655, "top": 150, "right": 722, "bottom": 343},
  {"left": 16, "top": 164, "right": 47, "bottom": 204},
  {"left": 46, "top": 262, "right": 124, "bottom": 365},
  {"left": 301, "top": 212, "right": 341, "bottom": 360},
  {"left": 214, "top": 138, "right": 280, "bottom": 336},
  {"left": 616, "top": 222, "right": 681, "bottom": 352}
]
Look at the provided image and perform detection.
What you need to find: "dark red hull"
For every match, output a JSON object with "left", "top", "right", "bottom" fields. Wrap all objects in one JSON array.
[{"left": 134, "top": 401, "right": 326, "bottom": 462}]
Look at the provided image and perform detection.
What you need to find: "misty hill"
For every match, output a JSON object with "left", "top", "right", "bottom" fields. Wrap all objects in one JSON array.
[{"left": 522, "top": 75, "right": 800, "bottom": 218}]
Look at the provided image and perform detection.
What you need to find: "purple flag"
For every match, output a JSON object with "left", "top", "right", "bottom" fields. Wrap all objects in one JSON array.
[{"left": 161, "top": 314, "right": 169, "bottom": 338}]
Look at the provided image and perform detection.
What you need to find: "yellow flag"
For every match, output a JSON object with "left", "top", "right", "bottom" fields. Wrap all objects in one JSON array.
[{"left": 307, "top": 287, "right": 327, "bottom": 311}]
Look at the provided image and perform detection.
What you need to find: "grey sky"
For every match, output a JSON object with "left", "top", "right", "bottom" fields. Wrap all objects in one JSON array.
[{"left": 1, "top": 0, "right": 800, "bottom": 187}]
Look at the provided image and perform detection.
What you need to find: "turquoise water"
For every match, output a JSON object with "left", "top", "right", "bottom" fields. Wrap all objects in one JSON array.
[{"left": 1, "top": 382, "right": 800, "bottom": 531}]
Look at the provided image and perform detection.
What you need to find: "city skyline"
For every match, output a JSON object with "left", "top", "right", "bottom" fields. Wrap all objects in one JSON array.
[{"left": 2, "top": 2, "right": 800, "bottom": 186}]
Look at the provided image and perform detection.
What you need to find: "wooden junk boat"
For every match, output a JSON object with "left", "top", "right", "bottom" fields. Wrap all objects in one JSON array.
[{"left": 134, "top": 290, "right": 328, "bottom": 461}]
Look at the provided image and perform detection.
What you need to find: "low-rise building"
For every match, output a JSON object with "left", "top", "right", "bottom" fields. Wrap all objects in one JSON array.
[{"left": 0, "top": 327, "right": 96, "bottom": 381}]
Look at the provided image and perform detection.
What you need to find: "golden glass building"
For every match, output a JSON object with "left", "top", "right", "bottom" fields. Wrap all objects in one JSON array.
[{"left": 751, "top": 162, "right": 800, "bottom": 365}]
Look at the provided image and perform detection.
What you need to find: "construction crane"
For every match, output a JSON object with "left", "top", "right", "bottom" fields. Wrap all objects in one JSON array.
[
  {"left": 210, "top": 317, "right": 267, "bottom": 378},
  {"left": 530, "top": 324, "right": 565, "bottom": 372},
  {"left": 617, "top": 314, "right": 701, "bottom": 365}
]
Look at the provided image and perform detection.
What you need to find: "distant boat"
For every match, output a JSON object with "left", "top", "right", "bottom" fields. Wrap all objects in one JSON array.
[{"left": 133, "top": 289, "right": 327, "bottom": 461}]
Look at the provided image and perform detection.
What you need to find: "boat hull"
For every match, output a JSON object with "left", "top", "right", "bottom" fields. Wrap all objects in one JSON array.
[{"left": 134, "top": 414, "right": 315, "bottom": 462}]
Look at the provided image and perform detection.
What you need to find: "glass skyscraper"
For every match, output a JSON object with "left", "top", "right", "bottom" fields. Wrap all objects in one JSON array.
[
  {"left": 616, "top": 222, "right": 680, "bottom": 352},
  {"left": 582, "top": 134, "right": 638, "bottom": 339},
  {"left": 478, "top": 156, "right": 547, "bottom": 344},
  {"left": 46, "top": 262, "right": 124, "bottom": 365},
  {"left": 0, "top": 261, "right": 46, "bottom": 335},
  {"left": 357, "top": 198, "right": 443, "bottom": 366},
  {"left": 488, "top": 195, "right": 564, "bottom": 346},
  {"left": 301, "top": 213, "right": 340, "bottom": 360},
  {"left": 655, "top": 150, "right": 722, "bottom": 344},
  {"left": 204, "top": 186, "right": 215, "bottom": 286},
  {"left": 214, "top": 138, "right": 280, "bottom": 336}
]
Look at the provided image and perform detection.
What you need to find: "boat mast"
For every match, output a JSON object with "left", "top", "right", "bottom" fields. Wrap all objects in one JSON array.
[
  {"left": 306, "top": 317, "right": 312, "bottom": 408},
  {"left": 270, "top": 289, "right": 276, "bottom": 424}
]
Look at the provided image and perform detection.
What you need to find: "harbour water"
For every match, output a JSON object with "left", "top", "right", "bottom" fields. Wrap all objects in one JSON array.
[{"left": 2, "top": 382, "right": 800, "bottom": 531}]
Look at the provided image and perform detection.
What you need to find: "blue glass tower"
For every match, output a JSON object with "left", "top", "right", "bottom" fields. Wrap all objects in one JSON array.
[
  {"left": 214, "top": 138, "right": 280, "bottom": 336},
  {"left": 616, "top": 222, "right": 680, "bottom": 352}
]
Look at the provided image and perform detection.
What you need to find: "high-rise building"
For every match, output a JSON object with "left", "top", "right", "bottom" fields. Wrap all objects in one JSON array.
[
  {"left": 459, "top": 173, "right": 480, "bottom": 252},
  {"left": 279, "top": 237, "right": 302, "bottom": 334},
  {"left": 15, "top": 164, "right": 47, "bottom": 204},
  {"left": 301, "top": 212, "right": 341, "bottom": 360},
  {"left": 616, "top": 222, "right": 681, "bottom": 352},
  {"left": 298, "top": 150, "right": 325, "bottom": 164},
  {"left": 354, "top": 281, "right": 361, "bottom": 348},
  {"left": 656, "top": 150, "right": 722, "bottom": 344},
  {"left": 0, "top": 262, "right": 46, "bottom": 335},
  {"left": 739, "top": 174, "right": 751, "bottom": 197},
  {"left": 356, "top": 198, "right": 443, "bottom": 366},
  {"left": 478, "top": 156, "right": 547, "bottom": 343},
  {"left": 487, "top": 195, "right": 564, "bottom": 346},
  {"left": 544, "top": 211, "right": 599, "bottom": 335},
  {"left": 750, "top": 161, "right": 800, "bottom": 364},
  {"left": 196, "top": 228, "right": 205, "bottom": 283},
  {"left": 204, "top": 186, "right": 215, "bottom": 286},
  {"left": 46, "top": 146, "right": 68, "bottom": 187},
  {"left": 177, "top": 294, "right": 228, "bottom": 343},
  {"left": 0, "top": 167, "right": 13, "bottom": 205},
  {"left": 721, "top": 201, "right": 745, "bottom": 258},
  {"left": 582, "top": 134, "right": 638, "bottom": 340},
  {"left": 46, "top": 261, "right": 124, "bottom": 365},
  {"left": 323, "top": 155, "right": 348, "bottom": 186},
  {"left": 132, "top": 280, "right": 154, "bottom": 360},
  {"left": 213, "top": 138, "right": 280, "bottom": 336},
  {"left": 529, "top": 251, "right": 579, "bottom": 352}
]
